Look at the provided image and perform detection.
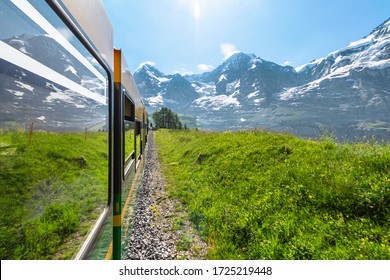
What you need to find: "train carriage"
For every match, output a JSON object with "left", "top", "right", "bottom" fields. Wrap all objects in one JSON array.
[{"left": 0, "top": 0, "right": 147, "bottom": 260}]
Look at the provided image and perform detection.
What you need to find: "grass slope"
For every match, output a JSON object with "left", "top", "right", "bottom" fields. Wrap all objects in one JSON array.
[
  {"left": 155, "top": 129, "right": 390, "bottom": 259},
  {"left": 0, "top": 130, "right": 108, "bottom": 259}
]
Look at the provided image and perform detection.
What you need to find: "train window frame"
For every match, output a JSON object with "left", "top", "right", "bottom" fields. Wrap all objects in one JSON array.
[
  {"left": 124, "top": 90, "right": 135, "bottom": 122},
  {"left": 123, "top": 91, "right": 135, "bottom": 178}
]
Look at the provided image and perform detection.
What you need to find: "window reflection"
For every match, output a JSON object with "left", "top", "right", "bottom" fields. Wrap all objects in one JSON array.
[
  {"left": 0, "top": 0, "right": 109, "bottom": 259},
  {"left": 0, "top": 0, "right": 108, "bottom": 131}
]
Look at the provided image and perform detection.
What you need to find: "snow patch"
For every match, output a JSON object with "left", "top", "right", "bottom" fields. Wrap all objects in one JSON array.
[
  {"left": 155, "top": 76, "right": 170, "bottom": 83},
  {"left": 74, "top": 104, "right": 87, "bottom": 108},
  {"left": 226, "top": 80, "right": 241, "bottom": 94},
  {"left": 347, "top": 34, "right": 375, "bottom": 48},
  {"left": 6, "top": 89, "right": 24, "bottom": 98},
  {"left": 194, "top": 94, "right": 240, "bottom": 111},
  {"left": 15, "top": 81, "right": 34, "bottom": 91},
  {"left": 146, "top": 69, "right": 170, "bottom": 84},
  {"left": 218, "top": 74, "right": 227, "bottom": 83},
  {"left": 295, "top": 58, "right": 325, "bottom": 73},
  {"left": 253, "top": 98, "right": 265, "bottom": 105},
  {"left": 147, "top": 93, "right": 164, "bottom": 107},
  {"left": 135, "top": 61, "right": 156, "bottom": 72},
  {"left": 247, "top": 91, "right": 260, "bottom": 99},
  {"left": 192, "top": 82, "right": 216, "bottom": 95},
  {"left": 65, "top": 65, "right": 79, "bottom": 77}
]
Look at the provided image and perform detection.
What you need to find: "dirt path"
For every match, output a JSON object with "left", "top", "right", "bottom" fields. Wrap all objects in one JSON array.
[{"left": 125, "top": 131, "right": 207, "bottom": 260}]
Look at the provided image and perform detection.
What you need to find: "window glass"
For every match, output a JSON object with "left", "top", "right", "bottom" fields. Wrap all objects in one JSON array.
[
  {"left": 124, "top": 93, "right": 135, "bottom": 174},
  {"left": 0, "top": 0, "right": 109, "bottom": 259},
  {"left": 135, "top": 121, "right": 141, "bottom": 160},
  {"left": 124, "top": 121, "right": 135, "bottom": 167}
]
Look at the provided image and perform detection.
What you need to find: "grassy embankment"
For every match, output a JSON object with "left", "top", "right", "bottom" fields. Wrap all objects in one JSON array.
[
  {"left": 0, "top": 129, "right": 108, "bottom": 259},
  {"left": 155, "top": 129, "right": 390, "bottom": 259}
]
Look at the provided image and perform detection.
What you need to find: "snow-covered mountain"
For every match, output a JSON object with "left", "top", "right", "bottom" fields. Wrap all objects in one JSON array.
[
  {"left": 277, "top": 18, "right": 390, "bottom": 139},
  {"left": 135, "top": 52, "right": 301, "bottom": 112},
  {"left": 134, "top": 63, "right": 198, "bottom": 109},
  {"left": 135, "top": 18, "right": 390, "bottom": 140},
  {"left": 295, "top": 18, "right": 390, "bottom": 80}
]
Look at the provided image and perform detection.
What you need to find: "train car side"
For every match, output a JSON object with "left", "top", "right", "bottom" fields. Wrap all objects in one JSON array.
[{"left": 0, "top": 0, "right": 147, "bottom": 260}]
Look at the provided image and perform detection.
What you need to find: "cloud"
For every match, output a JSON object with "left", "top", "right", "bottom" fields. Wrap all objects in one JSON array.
[
  {"left": 220, "top": 43, "right": 239, "bottom": 60},
  {"left": 197, "top": 64, "right": 214, "bottom": 72}
]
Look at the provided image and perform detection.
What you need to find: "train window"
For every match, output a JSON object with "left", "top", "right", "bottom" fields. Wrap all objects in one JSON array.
[
  {"left": 124, "top": 92, "right": 135, "bottom": 122},
  {"left": 135, "top": 121, "right": 142, "bottom": 161},
  {"left": 124, "top": 93, "right": 135, "bottom": 175},
  {"left": 0, "top": 1, "right": 109, "bottom": 259}
]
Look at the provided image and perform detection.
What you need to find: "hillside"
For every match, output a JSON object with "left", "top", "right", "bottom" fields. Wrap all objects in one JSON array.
[{"left": 155, "top": 129, "right": 390, "bottom": 259}]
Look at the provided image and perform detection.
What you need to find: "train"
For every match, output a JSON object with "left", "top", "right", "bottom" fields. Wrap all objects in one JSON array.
[{"left": 0, "top": 0, "right": 147, "bottom": 259}]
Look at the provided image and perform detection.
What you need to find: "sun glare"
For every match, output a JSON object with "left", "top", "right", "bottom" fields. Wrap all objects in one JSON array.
[
  {"left": 193, "top": 0, "right": 201, "bottom": 23},
  {"left": 179, "top": 0, "right": 203, "bottom": 23}
]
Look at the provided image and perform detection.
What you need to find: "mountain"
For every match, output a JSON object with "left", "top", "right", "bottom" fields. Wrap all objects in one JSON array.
[
  {"left": 278, "top": 18, "right": 390, "bottom": 139},
  {"left": 135, "top": 52, "right": 301, "bottom": 112},
  {"left": 135, "top": 18, "right": 390, "bottom": 140}
]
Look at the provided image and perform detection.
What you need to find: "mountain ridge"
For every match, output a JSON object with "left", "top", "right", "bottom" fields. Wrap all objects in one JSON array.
[{"left": 134, "top": 18, "right": 390, "bottom": 140}]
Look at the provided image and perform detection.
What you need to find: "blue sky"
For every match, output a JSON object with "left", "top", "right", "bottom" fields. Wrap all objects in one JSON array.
[{"left": 102, "top": 0, "right": 390, "bottom": 74}]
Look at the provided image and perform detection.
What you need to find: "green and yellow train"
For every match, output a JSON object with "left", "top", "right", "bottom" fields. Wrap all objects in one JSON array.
[{"left": 0, "top": 0, "right": 148, "bottom": 260}]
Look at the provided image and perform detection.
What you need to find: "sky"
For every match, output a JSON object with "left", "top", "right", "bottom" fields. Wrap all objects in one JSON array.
[{"left": 102, "top": 0, "right": 390, "bottom": 75}]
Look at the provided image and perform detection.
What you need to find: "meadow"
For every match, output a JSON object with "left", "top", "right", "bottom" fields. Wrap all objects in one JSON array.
[
  {"left": 0, "top": 129, "right": 108, "bottom": 259},
  {"left": 155, "top": 129, "right": 390, "bottom": 259}
]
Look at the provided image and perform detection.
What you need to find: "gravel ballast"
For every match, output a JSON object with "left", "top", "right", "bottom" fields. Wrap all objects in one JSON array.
[{"left": 126, "top": 132, "right": 207, "bottom": 260}]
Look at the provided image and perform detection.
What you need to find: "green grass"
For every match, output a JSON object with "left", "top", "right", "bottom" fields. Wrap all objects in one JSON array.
[
  {"left": 155, "top": 129, "right": 390, "bottom": 260},
  {"left": 0, "top": 129, "right": 108, "bottom": 259}
]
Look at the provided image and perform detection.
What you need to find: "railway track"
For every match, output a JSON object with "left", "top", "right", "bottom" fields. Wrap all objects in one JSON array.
[{"left": 125, "top": 132, "right": 207, "bottom": 260}]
